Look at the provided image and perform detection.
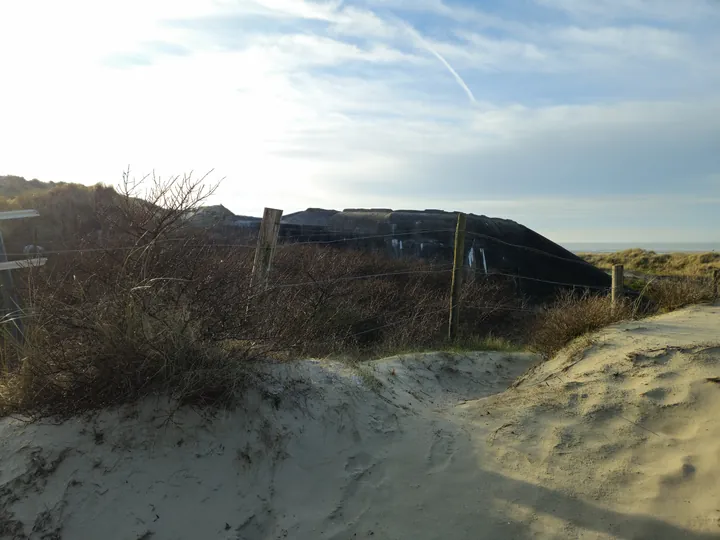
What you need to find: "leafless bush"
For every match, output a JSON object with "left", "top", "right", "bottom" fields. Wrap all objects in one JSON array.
[
  {"left": 0, "top": 173, "right": 528, "bottom": 416},
  {"left": 103, "top": 169, "right": 221, "bottom": 242},
  {"left": 0, "top": 172, "right": 246, "bottom": 416}
]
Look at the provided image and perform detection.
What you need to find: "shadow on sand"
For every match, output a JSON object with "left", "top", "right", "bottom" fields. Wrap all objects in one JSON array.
[{"left": 478, "top": 468, "right": 719, "bottom": 540}]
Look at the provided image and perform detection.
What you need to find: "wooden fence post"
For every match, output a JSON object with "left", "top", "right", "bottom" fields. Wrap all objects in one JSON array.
[
  {"left": 251, "top": 208, "right": 283, "bottom": 292},
  {"left": 713, "top": 269, "right": 719, "bottom": 299},
  {"left": 448, "top": 213, "right": 467, "bottom": 341},
  {"left": 611, "top": 264, "right": 624, "bottom": 308}
]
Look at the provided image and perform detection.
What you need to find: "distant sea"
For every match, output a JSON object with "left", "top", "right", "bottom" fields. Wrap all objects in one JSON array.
[{"left": 562, "top": 243, "right": 720, "bottom": 254}]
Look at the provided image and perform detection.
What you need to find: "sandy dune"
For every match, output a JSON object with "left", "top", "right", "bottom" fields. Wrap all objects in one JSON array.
[{"left": 1, "top": 304, "right": 719, "bottom": 539}]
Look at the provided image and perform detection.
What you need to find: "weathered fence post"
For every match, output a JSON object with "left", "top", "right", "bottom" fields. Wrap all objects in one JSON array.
[
  {"left": 713, "top": 269, "right": 719, "bottom": 299},
  {"left": 611, "top": 264, "right": 624, "bottom": 308},
  {"left": 251, "top": 208, "right": 283, "bottom": 292},
  {"left": 448, "top": 212, "right": 467, "bottom": 341}
]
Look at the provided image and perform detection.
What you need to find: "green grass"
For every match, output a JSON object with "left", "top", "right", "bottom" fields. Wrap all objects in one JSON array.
[
  {"left": 375, "top": 334, "right": 526, "bottom": 358},
  {"left": 449, "top": 334, "right": 526, "bottom": 353}
]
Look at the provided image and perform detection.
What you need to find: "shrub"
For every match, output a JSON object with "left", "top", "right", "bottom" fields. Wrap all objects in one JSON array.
[
  {"left": 529, "top": 291, "right": 632, "bottom": 359},
  {"left": 528, "top": 274, "right": 716, "bottom": 361},
  {"left": 0, "top": 173, "right": 251, "bottom": 416},
  {"left": 645, "top": 276, "right": 716, "bottom": 312},
  {"left": 0, "top": 173, "right": 528, "bottom": 417}
]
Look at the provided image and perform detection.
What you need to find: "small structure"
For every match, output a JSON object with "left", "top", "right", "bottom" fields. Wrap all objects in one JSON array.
[
  {"left": 277, "top": 207, "right": 612, "bottom": 298},
  {"left": 194, "top": 205, "right": 612, "bottom": 299}
]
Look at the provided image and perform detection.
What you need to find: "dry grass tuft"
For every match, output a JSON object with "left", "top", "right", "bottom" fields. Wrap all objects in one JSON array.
[
  {"left": 529, "top": 291, "right": 633, "bottom": 359},
  {"left": 528, "top": 273, "right": 717, "bottom": 360},
  {"left": 644, "top": 276, "right": 716, "bottom": 312}
]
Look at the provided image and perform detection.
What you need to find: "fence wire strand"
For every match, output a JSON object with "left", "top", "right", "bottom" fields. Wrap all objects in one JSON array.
[
  {"left": 7, "top": 224, "right": 621, "bottom": 314},
  {"left": 465, "top": 230, "right": 599, "bottom": 268}
]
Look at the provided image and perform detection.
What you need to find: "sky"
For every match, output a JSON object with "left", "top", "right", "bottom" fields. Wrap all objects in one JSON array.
[{"left": 1, "top": 0, "right": 719, "bottom": 243}]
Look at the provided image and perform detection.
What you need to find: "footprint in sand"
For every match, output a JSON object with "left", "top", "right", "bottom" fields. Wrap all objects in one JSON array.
[
  {"left": 427, "top": 429, "right": 456, "bottom": 474},
  {"left": 642, "top": 387, "right": 670, "bottom": 401},
  {"left": 326, "top": 456, "right": 386, "bottom": 532},
  {"left": 654, "top": 371, "right": 680, "bottom": 380},
  {"left": 629, "top": 350, "right": 673, "bottom": 367},
  {"left": 345, "top": 452, "right": 373, "bottom": 474},
  {"left": 660, "top": 457, "right": 697, "bottom": 487},
  {"left": 234, "top": 505, "right": 276, "bottom": 539}
]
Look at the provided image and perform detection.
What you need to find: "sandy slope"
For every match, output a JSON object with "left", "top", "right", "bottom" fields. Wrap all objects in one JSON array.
[{"left": 1, "top": 304, "right": 720, "bottom": 539}]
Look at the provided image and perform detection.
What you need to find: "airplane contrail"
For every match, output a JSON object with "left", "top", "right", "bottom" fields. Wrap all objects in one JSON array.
[{"left": 401, "top": 22, "right": 476, "bottom": 104}]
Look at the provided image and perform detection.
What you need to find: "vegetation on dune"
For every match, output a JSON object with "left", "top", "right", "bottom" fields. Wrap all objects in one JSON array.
[
  {"left": 0, "top": 174, "right": 716, "bottom": 417},
  {"left": 0, "top": 173, "right": 529, "bottom": 417},
  {"left": 580, "top": 248, "right": 720, "bottom": 277},
  {"left": 0, "top": 175, "right": 126, "bottom": 255},
  {"left": 529, "top": 273, "right": 717, "bottom": 359},
  {"left": 529, "top": 291, "right": 632, "bottom": 360}
]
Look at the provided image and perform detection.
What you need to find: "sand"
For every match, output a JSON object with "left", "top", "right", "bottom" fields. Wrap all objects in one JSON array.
[{"left": 1, "top": 303, "right": 720, "bottom": 539}]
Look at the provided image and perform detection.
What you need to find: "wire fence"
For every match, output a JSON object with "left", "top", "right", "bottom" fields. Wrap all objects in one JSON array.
[
  {"left": 2, "top": 225, "right": 620, "bottom": 342},
  {"left": 5, "top": 227, "right": 618, "bottom": 291},
  {"left": 487, "top": 271, "right": 611, "bottom": 292},
  {"left": 1, "top": 228, "right": 458, "bottom": 257},
  {"left": 9, "top": 226, "right": 605, "bottom": 279},
  {"left": 465, "top": 230, "right": 600, "bottom": 269}
]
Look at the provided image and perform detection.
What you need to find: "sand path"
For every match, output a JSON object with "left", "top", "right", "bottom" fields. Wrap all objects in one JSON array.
[{"left": 1, "top": 303, "right": 719, "bottom": 539}]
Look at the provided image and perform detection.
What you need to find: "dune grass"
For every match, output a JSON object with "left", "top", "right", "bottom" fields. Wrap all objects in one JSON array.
[
  {"left": 580, "top": 249, "right": 720, "bottom": 277},
  {"left": 529, "top": 272, "right": 718, "bottom": 359},
  {"left": 382, "top": 335, "right": 527, "bottom": 359}
]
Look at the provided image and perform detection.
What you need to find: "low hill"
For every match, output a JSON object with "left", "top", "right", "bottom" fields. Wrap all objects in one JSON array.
[
  {"left": 0, "top": 175, "right": 117, "bottom": 254},
  {"left": 581, "top": 249, "right": 720, "bottom": 277},
  {"left": 0, "top": 175, "right": 69, "bottom": 197},
  {"left": 0, "top": 175, "right": 202, "bottom": 255}
]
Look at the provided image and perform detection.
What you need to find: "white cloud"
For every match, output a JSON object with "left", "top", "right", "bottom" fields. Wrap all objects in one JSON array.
[
  {"left": 430, "top": 31, "right": 551, "bottom": 72},
  {"left": 0, "top": 0, "right": 719, "bottom": 242},
  {"left": 243, "top": 0, "right": 340, "bottom": 19},
  {"left": 363, "top": 0, "right": 522, "bottom": 33},
  {"left": 535, "top": 0, "right": 720, "bottom": 21},
  {"left": 555, "top": 26, "right": 689, "bottom": 59},
  {"left": 240, "top": 33, "right": 422, "bottom": 68},
  {"left": 328, "top": 6, "right": 402, "bottom": 38},
  {"left": 273, "top": 98, "right": 720, "bottom": 219}
]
